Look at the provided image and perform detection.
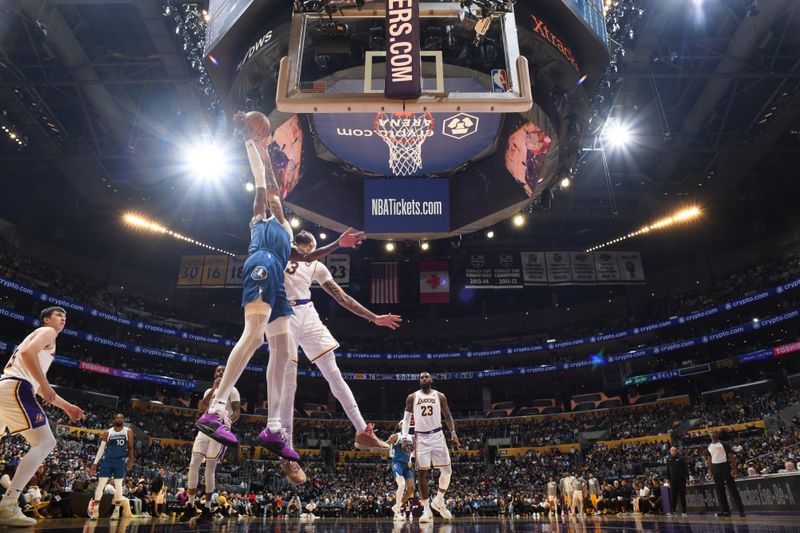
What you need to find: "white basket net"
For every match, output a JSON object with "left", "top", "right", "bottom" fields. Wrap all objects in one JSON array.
[{"left": 374, "top": 112, "right": 434, "bottom": 176}]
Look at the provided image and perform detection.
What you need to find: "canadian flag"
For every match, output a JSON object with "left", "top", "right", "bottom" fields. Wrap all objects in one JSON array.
[{"left": 420, "top": 261, "right": 450, "bottom": 303}]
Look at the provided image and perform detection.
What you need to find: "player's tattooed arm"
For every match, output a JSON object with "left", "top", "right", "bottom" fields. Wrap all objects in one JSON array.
[
  {"left": 197, "top": 389, "right": 214, "bottom": 414},
  {"left": 230, "top": 401, "right": 242, "bottom": 424},
  {"left": 439, "top": 392, "right": 462, "bottom": 449},
  {"left": 322, "top": 280, "right": 402, "bottom": 328},
  {"left": 290, "top": 228, "right": 366, "bottom": 262},
  {"left": 321, "top": 280, "right": 378, "bottom": 322}
]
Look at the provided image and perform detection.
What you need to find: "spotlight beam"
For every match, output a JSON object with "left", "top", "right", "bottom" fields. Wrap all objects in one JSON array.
[
  {"left": 123, "top": 213, "right": 235, "bottom": 256},
  {"left": 585, "top": 206, "right": 702, "bottom": 252}
]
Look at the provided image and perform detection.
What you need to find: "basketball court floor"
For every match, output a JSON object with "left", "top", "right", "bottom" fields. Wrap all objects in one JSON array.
[{"left": 25, "top": 514, "right": 800, "bottom": 532}]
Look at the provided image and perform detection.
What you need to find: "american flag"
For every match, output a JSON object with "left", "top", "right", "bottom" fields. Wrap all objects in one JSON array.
[
  {"left": 370, "top": 262, "right": 399, "bottom": 304},
  {"left": 299, "top": 81, "right": 328, "bottom": 93}
]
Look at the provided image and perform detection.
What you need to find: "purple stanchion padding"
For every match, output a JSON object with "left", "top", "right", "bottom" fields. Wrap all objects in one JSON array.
[{"left": 384, "top": 0, "right": 422, "bottom": 99}]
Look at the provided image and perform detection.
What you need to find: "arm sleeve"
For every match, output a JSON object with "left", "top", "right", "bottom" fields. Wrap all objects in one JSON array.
[
  {"left": 93, "top": 441, "right": 107, "bottom": 465},
  {"left": 244, "top": 139, "right": 266, "bottom": 189},
  {"left": 312, "top": 263, "right": 334, "bottom": 285},
  {"left": 401, "top": 411, "right": 412, "bottom": 440}
]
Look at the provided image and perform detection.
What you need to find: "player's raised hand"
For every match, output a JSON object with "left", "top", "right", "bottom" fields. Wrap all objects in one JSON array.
[
  {"left": 337, "top": 228, "right": 366, "bottom": 248},
  {"left": 63, "top": 402, "right": 85, "bottom": 422},
  {"left": 232, "top": 111, "right": 249, "bottom": 138},
  {"left": 373, "top": 314, "right": 402, "bottom": 330}
]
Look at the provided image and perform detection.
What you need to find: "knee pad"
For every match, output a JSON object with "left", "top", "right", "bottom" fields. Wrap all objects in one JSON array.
[
  {"left": 265, "top": 316, "right": 290, "bottom": 337},
  {"left": 113, "top": 479, "right": 124, "bottom": 500},
  {"left": 438, "top": 466, "right": 452, "bottom": 490},
  {"left": 188, "top": 454, "right": 203, "bottom": 489}
]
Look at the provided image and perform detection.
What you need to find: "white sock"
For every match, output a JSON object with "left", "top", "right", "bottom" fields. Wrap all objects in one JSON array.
[
  {"left": 316, "top": 352, "right": 367, "bottom": 433},
  {"left": 214, "top": 313, "right": 270, "bottom": 410},
  {"left": 188, "top": 494, "right": 196, "bottom": 506},
  {"left": 265, "top": 321, "right": 291, "bottom": 433},
  {"left": 280, "top": 358, "right": 298, "bottom": 445}
]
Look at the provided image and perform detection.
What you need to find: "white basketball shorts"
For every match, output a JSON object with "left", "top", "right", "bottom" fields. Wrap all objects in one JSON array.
[
  {"left": 414, "top": 430, "right": 450, "bottom": 470},
  {"left": 192, "top": 431, "right": 227, "bottom": 461},
  {"left": 290, "top": 303, "right": 339, "bottom": 364}
]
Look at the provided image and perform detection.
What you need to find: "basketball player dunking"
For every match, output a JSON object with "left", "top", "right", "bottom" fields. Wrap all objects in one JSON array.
[
  {"left": 0, "top": 307, "right": 84, "bottom": 526},
  {"left": 182, "top": 365, "right": 240, "bottom": 523},
  {"left": 277, "top": 230, "right": 401, "bottom": 483},
  {"left": 87, "top": 413, "right": 134, "bottom": 520},
  {"left": 401, "top": 372, "right": 460, "bottom": 523},
  {"left": 197, "top": 112, "right": 364, "bottom": 461}
]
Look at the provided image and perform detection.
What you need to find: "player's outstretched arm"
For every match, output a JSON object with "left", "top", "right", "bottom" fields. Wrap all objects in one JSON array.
[
  {"left": 321, "top": 279, "right": 402, "bottom": 328},
  {"left": 290, "top": 228, "right": 366, "bottom": 262},
  {"left": 439, "top": 392, "right": 461, "bottom": 449}
]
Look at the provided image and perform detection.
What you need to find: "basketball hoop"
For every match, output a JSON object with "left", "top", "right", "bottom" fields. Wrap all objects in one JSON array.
[{"left": 374, "top": 112, "right": 434, "bottom": 176}]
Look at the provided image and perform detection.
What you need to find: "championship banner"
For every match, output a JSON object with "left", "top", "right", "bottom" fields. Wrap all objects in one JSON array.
[
  {"left": 569, "top": 252, "right": 597, "bottom": 283},
  {"left": 384, "top": 0, "right": 422, "bottom": 99},
  {"left": 617, "top": 251, "right": 645, "bottom": 282},
  {"left": 594, "top": 251, "right": 622, "bottom": 283},
  {"left": 420, "top": 261, "right": 450, "bottom": 303},
  {"left": 521, "top": 252, "right": 547, "bottom": 286},
  {"left": 463, "top": 252, "right": 523, "bottom": 289},
  {"left": 545, "top": 252, "right": 572, "bottom": 285},
  {"left": 320, "top": 254, "right": 350, "bottom": 288}
]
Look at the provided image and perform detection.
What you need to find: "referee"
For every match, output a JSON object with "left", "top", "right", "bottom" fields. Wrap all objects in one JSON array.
[
  {"left": 705, "top": 430, "right": 745, "bottom": 517},
  {"left": 666, "top": 447, "right": 688, "bottom": 516}
]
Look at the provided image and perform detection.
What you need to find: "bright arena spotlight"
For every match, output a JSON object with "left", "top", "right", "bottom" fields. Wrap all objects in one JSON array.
[
  {"left": 603, "top": 119, "right": 633, "bottom": 148},
  {"left": 183, "top": 140, "right": 230, "bottom": 181}
]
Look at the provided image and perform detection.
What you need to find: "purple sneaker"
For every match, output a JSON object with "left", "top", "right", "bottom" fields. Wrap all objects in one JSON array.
[
  {"left": 196, "top": 411, "right": 237, "bottom": 446},
  {"left": 258, "top": 428, "right": 301, "bottom": 461}
]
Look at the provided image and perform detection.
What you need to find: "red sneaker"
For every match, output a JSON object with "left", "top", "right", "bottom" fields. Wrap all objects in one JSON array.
[{"left": 354, "top": 423, "right": 390, "bottom": 451}]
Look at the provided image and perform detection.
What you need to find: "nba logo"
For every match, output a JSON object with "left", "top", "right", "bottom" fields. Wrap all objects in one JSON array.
[
  {"left": 491, "top": 69, "right": 509, "bottom": 93},
  {"left": 35, "top": 414, "right": 43, "bottom": 423}
]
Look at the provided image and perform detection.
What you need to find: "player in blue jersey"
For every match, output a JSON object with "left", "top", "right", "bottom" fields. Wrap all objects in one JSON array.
[
  {"left": 197, "top": 111, "right": 364, "bottom": 461},
  {"left": 88, "top": 413, "right": 134, "bottom": 520},
  {"left": 387, "top": 422, "right": 415, "bottom": 522}
]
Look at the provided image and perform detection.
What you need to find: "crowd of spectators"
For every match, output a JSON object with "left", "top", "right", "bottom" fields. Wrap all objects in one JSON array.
[{"left": 2, "top": 240, "right": 799, "bottom": 359}]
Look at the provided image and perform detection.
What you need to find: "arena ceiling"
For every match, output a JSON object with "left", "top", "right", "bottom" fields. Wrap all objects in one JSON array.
[{"left": 1, "top": 0, "right": 799, "bottom": 257}]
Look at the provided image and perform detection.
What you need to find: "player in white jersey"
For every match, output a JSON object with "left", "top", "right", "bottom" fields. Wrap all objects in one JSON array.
[
  {"left": 0, "top": 307, "right": 84, "bottom": 526},
  {"left": 401, "top": 372, "right": 460, "bottom": 523},
  {"left": 182, "top": 365, "right": 240, "bottom": 522},
  {"left": 278, "top": 231, "right": 401, "bottom": 482}
]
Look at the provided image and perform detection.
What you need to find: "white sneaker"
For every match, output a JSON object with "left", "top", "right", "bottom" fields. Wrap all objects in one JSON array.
[
  {"left": 431, "top": 499, "right": 452, "bottom": 520},
  {"left": 419, "top": 509, "right": 434, "bottom": 523},
  {"left": 393, "top": 512, "right": 406, "bottom": 521},
  {"left": 0, "top": 503, "right": 36, "bottom": 526}
]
